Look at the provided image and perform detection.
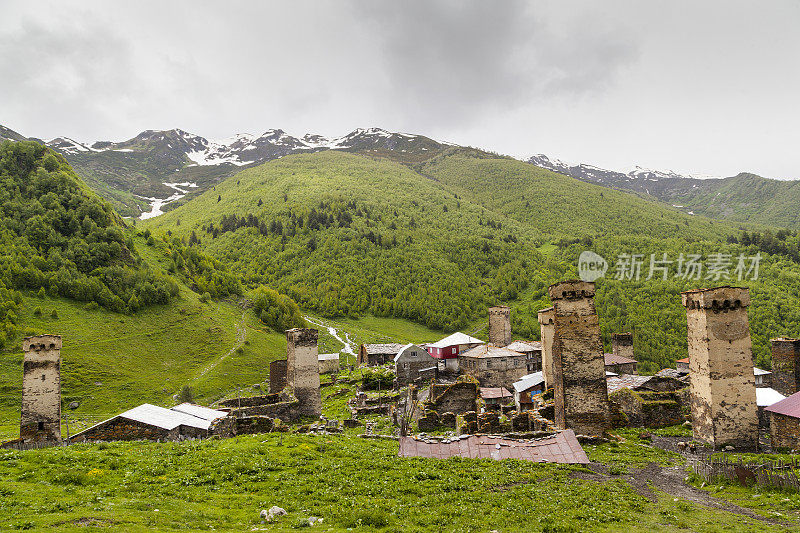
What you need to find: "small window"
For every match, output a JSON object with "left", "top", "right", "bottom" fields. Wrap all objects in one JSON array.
[
  {"left": 41, "top": 374, "right": 46, "bottom": 381},
  {"left": 37, "top": 421, "right": 44, "bottom": 431}
]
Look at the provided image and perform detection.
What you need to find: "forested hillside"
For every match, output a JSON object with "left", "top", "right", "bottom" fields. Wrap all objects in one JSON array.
[
  {"left": 0, "top": 141, "right": 182, "bottom": 346},
  {"left": 146, "top": 149, "right": 800, "bottom": 373}
]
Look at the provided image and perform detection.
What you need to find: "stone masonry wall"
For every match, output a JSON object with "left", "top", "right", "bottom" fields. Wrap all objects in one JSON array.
[
  {"left": 269, "top": 359, "right": 288, "bottom": 393},
  {"left": 771, "top": 338, "right": 800, "bottom": 397},
  {"left": 20, "top": 335, "right": 62, "bottom": 443},
  {"left": 538, "top": 307, "right": 555, "bottom": 389},
  {"left": 429, "top": 381, "right": 478, "bottom": 414},
  {"left": 489, "top": 306, "right": 512, "bottom": 347},
  {"left": 612, "top": 333, "right": 634, "bottom": 361},
  {"left": 548, "top": 281, "right": 611, "bottom": 436},
  {"left": 770, "top": 413, "right": 800, "bottom": 450},
  {"left": 682, "top": 286, "right": 758, "bottom": 449},
  {"left": 286, "top": 328, "right": 321, "bottom": 417}
]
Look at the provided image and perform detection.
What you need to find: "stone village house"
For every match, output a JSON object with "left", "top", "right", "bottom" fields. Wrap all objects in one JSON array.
[
  {"left": 394, "top": 343, "right": 436, "bottom": 386},
  {"left": 459, "top": 345, "right": 528, "bottom": 389}
]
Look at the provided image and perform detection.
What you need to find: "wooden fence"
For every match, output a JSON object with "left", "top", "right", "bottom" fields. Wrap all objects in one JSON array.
[{"left": 691, "top": 455, "right": 800, "bottom": 491}]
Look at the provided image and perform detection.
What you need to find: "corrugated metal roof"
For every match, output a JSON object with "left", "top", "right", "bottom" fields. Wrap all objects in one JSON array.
[
  {"left": 318, "top": 353, "right": 340, "bottom": 361},
  {"left": 756, "top": 388, "right": 785, "bottom": 407},
  {"left": 513, "top": 371, "right": 544, "bottom": 393},
  {"left": 606, "top": 375, "right": 652, "bottom": 394},
  {"left": 120, "top": 404, "right": 217, "bottom": 430},
  {"left": 604, "top": 353, "right": 637, "bottom": 365},
  {"left": 428, "top": 332, "right": 484, "bottom": 349},
  {"left": 394, "top": 343, "right": 433, "bottom": 362},
  {"left": 754, "top": 367, "right": 772, "bottom": 376},
  {"left": 765, "top": 391, "right": 800, "bottom": 417},
  {"left": 480, "top": 387, "right": 512, "bottom": 400},
  {"left": 398, "top": 429, "right": 588, "bottom": 464},
  {"left": 171, "top": 403, "right": 228, "bottom": 422}
]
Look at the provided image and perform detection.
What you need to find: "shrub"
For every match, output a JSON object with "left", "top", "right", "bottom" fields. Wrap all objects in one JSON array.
[{"left": 177, "top": 385, "right": 194, "bottom": 403}]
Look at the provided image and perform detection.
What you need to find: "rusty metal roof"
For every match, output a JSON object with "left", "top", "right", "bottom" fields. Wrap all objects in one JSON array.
[
  {"left": 766, "top": 391, "right": 800, "bottom": 418},
  {"left": 398, "top": 429, "right": 588, "bottom": 464},
  {"left": 604, "top": 353, "right": 637, "bottom": 365},
  {"left": 480, "top": 387, "right": 512, "bottom": 400}
]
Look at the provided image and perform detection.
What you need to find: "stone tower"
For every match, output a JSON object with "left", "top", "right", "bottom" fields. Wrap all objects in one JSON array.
[
  {"left": 681, "top": 286, "right": 758, "bottom": 449},
  {"left": 537, "top": 307, "right": 555, "bottom": 388},
  {"left": 488, "top": 306, "right": 512, "bottom": 347},
  {"left": 548, "top": 281, "right": 611, "bottom": 436},
  {"left": 612, "top": 333, "right": 634, "bottom": 361},
  {"left": 20, "top": 335, "right": 62, "bottom": 442},
  {"left": 770, "top": 338, "right": 800, "bottom": 397},
  {"left": 286, "top": 328, "right": 321, "bottom": 417}
]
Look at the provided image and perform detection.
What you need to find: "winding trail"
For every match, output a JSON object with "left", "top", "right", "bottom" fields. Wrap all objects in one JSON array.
[{"left": 174, "top": 308, "right": 247, "bottom": 400}]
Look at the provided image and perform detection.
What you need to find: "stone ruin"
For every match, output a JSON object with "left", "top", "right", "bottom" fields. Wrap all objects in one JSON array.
[
  {"left": 770, "top": 337, "right": 800, "bottom": 397},
  {"left": 537, "top": 307, "right": 555, "bottom": 389},
  {"left": 20, "top": 335, "right": 62, "bottom": 443},
  {"left": 682, "top": 286, "right": 758, "bottom": 449},
  {"left": 488, "top": 305, "right": 512, "bottom": 347},
  {"left": 548, "top": 281, "right": 611, "bottom": 436}
]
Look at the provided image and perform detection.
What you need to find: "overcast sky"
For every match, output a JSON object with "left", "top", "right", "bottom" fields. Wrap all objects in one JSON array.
[{"left": 1, "top": 1, "right": 798, "bottom": 179}]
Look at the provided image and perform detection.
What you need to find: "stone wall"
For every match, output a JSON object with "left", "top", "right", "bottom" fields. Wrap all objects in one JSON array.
[
  {"left": 770, "top": 413, "right": 800, "bottom": 450},
  {"left": 609, "top": 389, "right": 684, "bottom": 428},
  {"left": 20, "top": 335, "right": 62, "bottom": 443},
  {"left": 428, "top": 380, "right": 478, "bottom": 414},
  {"left": 286, "top": 328, "right": 321, "bottom": 417},
  {"left": 489, "top": 306, "right": 512, "bottom": 347},
  {"left": 219, "top": 389, "right": 303, "bottom": 422},
  {"left": 538, "top": 307, "right": 555, "bottom": 389},
  {"left": 211, "top": 415, "right": 276, "bottom": 437},
  {"left": 682, "top": 286, "right": 758, "bottom": 449},
  {"left": 548, "top": 281, "right": 611, "bottom": 436},
  {"left": 71, "top": 418, "right": 170, "bottom": 442},
  {"left": 612, "top": 333, "right": 634, "bottom": 360},
  {"left": 771, "top": 338, "right": 800, "bottom": 397},
  {"left": 269, "top": 359, "right": 288, "bottom": 393}
]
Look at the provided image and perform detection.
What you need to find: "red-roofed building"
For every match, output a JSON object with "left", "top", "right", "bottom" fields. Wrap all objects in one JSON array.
[
  {"left": 676, "top": 357, "right": 690, "bottom": 373},
  {"left": 765, "top": 391, "right": 800, "bottom": 450}
]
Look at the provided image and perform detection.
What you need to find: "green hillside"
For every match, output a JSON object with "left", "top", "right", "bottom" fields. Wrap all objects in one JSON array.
[
  {"left": 668, "top": 173, "right": 800, "bottom": 230},
  {"left": 418, "top": 150, "right": 733, "bottom": 241},
  {"left": 143, "top": 149, "right": 800, "bottom": 374},
  {"left": 146, "top": 151, "right": 549, "bottom": 331}
]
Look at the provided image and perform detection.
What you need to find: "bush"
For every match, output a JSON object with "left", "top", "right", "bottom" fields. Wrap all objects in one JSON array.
[
  {"left": 50, "top": 309, "right": 58, "bottom": 319},
  {"left": 252, "top": 286, "right": 305, "bottom": 332},
  {"left": 33, "top": 307, "right": 42, "bottom": 317},
  {"left": 177, "top": 385, "right": 194, "bottom": 403}
]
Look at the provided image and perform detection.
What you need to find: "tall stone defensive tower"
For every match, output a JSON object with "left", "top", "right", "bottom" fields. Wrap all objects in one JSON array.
[
  {"left": 488, "top": 306, "right": 512, "bottom": 347},
  {"left": 681, "top": 286, "right": 758, "bottom": 449},
  {"left": 286, "top": 328, "right": 321, "bottom": 417},
  {"left": 548, "top": 281, "right": 611, "bottom": 436},
  {"left": 20, "top": 335, "right": 62, "bottom": 442},
  {"left": 537, "top": 307, "right": 555, "bottom": 388},
  {"left": 770, "top": 338, "right": 800, "bottom": 397},
  {"left": 611, "top": 333, "right": 634, "bottom": 361}
]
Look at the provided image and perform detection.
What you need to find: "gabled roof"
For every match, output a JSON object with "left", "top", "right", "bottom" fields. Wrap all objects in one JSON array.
[
  {"left": 765, "top": 390, "right": 800, "bottom": 418},
  {"left": 754, "top": 367, "right": 772, "bottom": 376},
  {"left": 318, "top": 353, "right": 340, "bottom": 361},
  {"left": 71, "top": 403, "right": 228, "bottom": 439},
  {"left": 506, "top": 340, "right": 542, "bottom": 353},
  {"left": 606, "top": 375, "right": 653, "bottom": 394},
  {"left": 756, "top": 388, "right": 785, "bottom": 408},
  {"left": 655, "top": 368, "right": 689, "bottom": 379},
  {"left": 604, "top": 353, "right": 637, "bottom": 365},
  {"left": 513, "top": 371, "right": 545, "bottom": 393},
  {"left": 676, "top": 357, "right": 690, "bottom": 364},
  {"left": 362, "top": 343, "right": 405, "bottom": 355},
  {"left": 428, "top": 332, "right": 484, "bottom": 349},
  {"left": 393, "top": 343, "right": 432, "bottom": 362}
]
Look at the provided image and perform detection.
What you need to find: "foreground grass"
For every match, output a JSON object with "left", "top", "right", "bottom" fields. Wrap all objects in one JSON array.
[{"left": 2, "top": 432, "right": 791, "bottom": 532}]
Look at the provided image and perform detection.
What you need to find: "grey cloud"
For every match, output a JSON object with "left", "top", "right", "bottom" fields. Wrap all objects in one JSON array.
[{"left": 353, "top": 0, "right": 640, "bottom": 129}]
